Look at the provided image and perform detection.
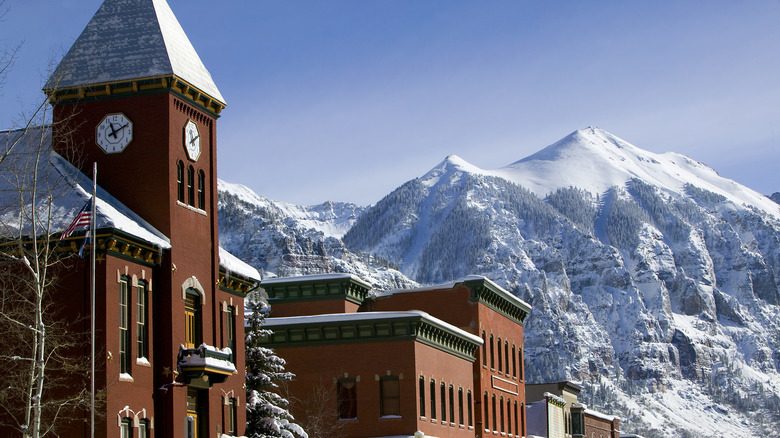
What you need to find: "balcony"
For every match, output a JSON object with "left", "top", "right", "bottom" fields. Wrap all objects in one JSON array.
[{"left": 177, "top": 344, "right": 235, "bottom": 388}]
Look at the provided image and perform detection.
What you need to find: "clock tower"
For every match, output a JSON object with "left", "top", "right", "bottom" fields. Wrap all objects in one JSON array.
[{"left": 43, "top": 1, "right": 248, "bottom": 437}]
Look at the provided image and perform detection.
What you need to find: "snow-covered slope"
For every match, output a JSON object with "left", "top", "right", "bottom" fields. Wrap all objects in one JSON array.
[
  {"left": 217, "top": 180, "right": 416, "bottom": 290},
  {"left": 341, "top": 128, "right": 780, "bottom": 437}
]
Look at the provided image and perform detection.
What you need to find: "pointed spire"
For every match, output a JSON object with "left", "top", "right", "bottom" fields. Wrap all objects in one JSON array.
[{"left": 45, "top": 0, "right": 224, "bottom": 105}]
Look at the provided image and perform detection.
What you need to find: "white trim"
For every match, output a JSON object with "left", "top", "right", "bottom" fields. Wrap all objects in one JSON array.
[{"left": 181, "top": 276, "right": 206, "bottom": 304}]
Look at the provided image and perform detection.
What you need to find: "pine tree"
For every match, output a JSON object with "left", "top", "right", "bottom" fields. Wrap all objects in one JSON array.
[{"left": 245, "top": 301, "right": 307, "bottom": 438}]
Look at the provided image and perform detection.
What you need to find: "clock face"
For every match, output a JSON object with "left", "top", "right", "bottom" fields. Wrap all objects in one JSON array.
[
  {"left": 184, "top": 120, "right": 201, "bottom": 161},
  {"left": 96, "top": 113, "right": 133, "bottom": 154}
]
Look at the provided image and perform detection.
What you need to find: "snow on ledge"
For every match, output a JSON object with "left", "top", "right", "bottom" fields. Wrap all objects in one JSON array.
[
  {"left": 260, "top": 273, "right": 371, "bottom": 289},
  {"left": 219, "top": 247, "right": 260, "bottom": 281}
]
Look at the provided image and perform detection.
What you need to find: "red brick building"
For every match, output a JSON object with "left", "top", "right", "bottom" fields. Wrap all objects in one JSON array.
[
  {"left": 0, "top": 1, "right": 259, "bottom": 437},
  {"left": 260, "top": 274, "right": 532, "bottom": 438}
]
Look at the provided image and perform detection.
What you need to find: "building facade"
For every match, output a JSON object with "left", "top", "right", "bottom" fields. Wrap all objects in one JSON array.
[
  {"left": 259, "top": 274, "right": 532, "bottom": 438},
  {"left": 0, "top": 1, "right": 258, "bottom": 437}
]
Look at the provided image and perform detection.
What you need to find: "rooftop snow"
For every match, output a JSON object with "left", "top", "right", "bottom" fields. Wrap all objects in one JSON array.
[
  {"left": 260, "top": 273, "right": 372, "bottom": 289},
  {"left": 219, "top": 247, "right": 260, "bottom": 281},
  {"left": 45, "top": 0, "right": 224, "bottom": 104},
  {"left": 378, "top": 275, "right": 531, "bottom": 311},
  {"left": 0, "top": 126, "right": 170, "bottom": 249}
]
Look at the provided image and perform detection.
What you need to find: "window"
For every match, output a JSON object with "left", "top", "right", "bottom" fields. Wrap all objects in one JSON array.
[
  {"left": 419, "top": 377, "right": 425, "bottom": 417},
  {"left": 498, "top": 337, "right": 502, "bottom": 372},
  {"left": 467, "top": 390, "right": 473, "bottom": 427},
  {"left": 119, "top": 277, "right": 131, "bottom": 375},
  {"left": 512, "top": 345, "right": 517, "bottom": 379},
  {"left": 187, "top": 165, "right": 195, "bottom": 206},
  {"left": 507, "top": 398, "right": 512, "bottom": 435},
  {"left": 185, "top": 290, "right": 202, "bottom": 349},
  {"left": 482, "top": 331, "right": 487, "bottom": 366},
  {"left": 505, "top": 341, "right": 509, "bottom": 374},
  {"left": 440, "top": 383, "right": 446, "bottom": 422},
  {"left": 492, "top": 395, "right": 497, "bottom": 432},
  {"left": 187, "top": 389, "right": 200, "bottom": 438},
  {"left": 449, "top": 385, "right": 454, "bottom": 424},
  {"left": 228, "top": 398, "right": 237, "bottom": 435},
  {"left": 338, "top": 378, "right": 357, "bottom": 419},
  {"left": 430, "top": 379, "right": 436, "bottom": 420},
  {"left": 197, "top": 170, "right": 205, "bottom": 209},
  {"left": 519, "top": 403, "right": 524, "bottom": 437},
  {"left": 227, "top": 306, "right": 236, "bottom": 363},
  {"left": 514, "top": 402, "right": 519, "bottom": 436},
  {"left": 458, "top": 388, "right": 464, "bottom": 426},
  {"left": 500, "top": 396, "right": 505, "bottom": 433},
  {"left": 177, "top": 161, "right": 185, "bottom": 202},
  {"left": 380, "top": 376, "right": 400, "bottom": 416},
  {"left": 483, "top": 393, "right": 489, "bottom": 431},
  {"left": 120, "top": 418, "right": 132, "bottom": 438},
  {"left": 136, "top": 281, "right": 148, "bottom": 360},
  {"left": 139, "top": 419, "right": 150, "bottom": 438},
  {"left": 490, "top": 335, "right": 495, "bottom": 369},
  {"left": 518, "top": 348, "right": 524, "bottom": 380}
]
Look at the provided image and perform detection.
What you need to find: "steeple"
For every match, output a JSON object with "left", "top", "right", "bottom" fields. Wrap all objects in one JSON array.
[{"left": 44, "top": 0, "right": 225, "bottom": 114}]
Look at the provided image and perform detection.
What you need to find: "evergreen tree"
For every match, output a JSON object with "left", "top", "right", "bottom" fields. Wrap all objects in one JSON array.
[{"left": 245, "top": 301, "right": 307, "bottom": 438}]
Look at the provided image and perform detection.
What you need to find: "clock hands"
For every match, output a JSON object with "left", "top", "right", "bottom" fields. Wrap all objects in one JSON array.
[
  {"left": 189, "top": 132, "right": 200, "bottom": 146},
  {"left": 108, "top": 122, "right": 129, "bottom": 139}
]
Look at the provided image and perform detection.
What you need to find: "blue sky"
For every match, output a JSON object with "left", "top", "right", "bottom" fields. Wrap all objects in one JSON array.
[{"left": 1, "top": 1, "right": 779, "bottom": 205}]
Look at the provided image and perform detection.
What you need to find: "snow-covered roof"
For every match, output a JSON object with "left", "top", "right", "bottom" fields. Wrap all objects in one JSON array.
[
  {"left": 264, "top": 310, "right": 483, "bottom": 345},
  {"left": 572, "top": 403, "right": 620, "bottom": 422},
  {"left": 379, "top": 275, "right": 531, "bottom": 312},
  {"left": 261, "top": 273, "right": 372, "bottom": 289},
  {"left": 219, "top": 247, "right": 260, "bottom": 281},
  {"left": 45, "top": 0, "right": 224, "bottom": 105},
  {"left": 0, "top": 126, "right": 170, "bottom": 249}
]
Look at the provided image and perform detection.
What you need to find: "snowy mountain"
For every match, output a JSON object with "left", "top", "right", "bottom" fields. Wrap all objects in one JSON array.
[
  {"left": 219, "top": 127, "right": 780, "bottom": 437},
  {"left": 217, "top": 180, "right": 416, "bottom": 290}
]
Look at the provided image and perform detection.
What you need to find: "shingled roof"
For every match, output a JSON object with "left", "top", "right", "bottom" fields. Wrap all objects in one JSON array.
[{"left": 44, "top": 0, "right": 224, "bottom": 105}]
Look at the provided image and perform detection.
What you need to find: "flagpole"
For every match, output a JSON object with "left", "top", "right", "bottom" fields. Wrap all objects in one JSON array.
[{"left": 90, "top": 162, "right": 96, "bottom": 438}]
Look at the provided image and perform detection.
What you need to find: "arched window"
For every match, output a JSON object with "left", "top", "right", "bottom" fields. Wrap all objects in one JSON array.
[
  {"left": 492, "top": 395, "right": 497, "bottom": 432},
  {"left": 177, "top": 161, "right": 185, "bottom": 202},
  {"left": 139, "top": 418, "right": 150, "bottom": 438},
  {"left": 499, "top": 396, "right": 505, "bottom": 433},
  {"left": 483, "top": 393, "right": 489, "bottom": 432},
  {"left": 119, "top": 276, "right": 131, "bottom": 375},
  {"left": 507, "top": 398, "right": 512, "bottom": 435},
  {"left": 490, "top": 335, "right": 495, "bottom": 369},
  {"left": 505, "top": 341, "right": 510, "bottom": 374},
  {"left": 197, "top": 170, "right": 205, "bottom": 209},
  {"left": 440, "top": 382, "right": 446, "bottom": 422},
  {"left": 512, "top": 345, "right": 517, "bottom": 379},
  {"left": 119, "top": 418, "right": 132, "bottom": 438},
  {"left": 337, "top": 378, "right": 357, "bottom": 419},
  {"left": 419, "top": 376, "right": 425, "bottom": 417},
  {"left": 187, "top": 165, "right": 195, "bottom": 206},
  {"left": 184, "top": 289, "right": 202, "bottom": 348},
  {"left": 228, "top": 398, "right": 237, "bottom": 435},
  {"left": 430, "top": 379, "right": 436, "bottom": 420},
  {"left": 482, "top": 331, "right": 487, "bottom": 366},
  {"left": 498, "top": 337, "right": 503, "bottom": 372},
  {"left": 136, "top": 280, "right": 148, "bottom": 360}
]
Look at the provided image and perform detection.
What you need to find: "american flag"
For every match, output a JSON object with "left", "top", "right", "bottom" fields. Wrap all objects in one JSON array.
[{"left": 60, "top": 199, "right": 92, "bottom": 240}]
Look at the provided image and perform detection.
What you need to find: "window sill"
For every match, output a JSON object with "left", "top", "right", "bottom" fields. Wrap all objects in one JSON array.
[
  {"left": 176, "top": 201, "right": 207, "bottom": 216},
  {"left": 136, "top": 357, "right": 151, "bottom": 367},
  {"left": 337, "top": 418, "right": 358, "bottom": 422},
  {"left": 379, "top": 415, "right": 402, "bottom": 420},
  {"left": 119, "top": 373, "right": 134, "bottom": 382}
]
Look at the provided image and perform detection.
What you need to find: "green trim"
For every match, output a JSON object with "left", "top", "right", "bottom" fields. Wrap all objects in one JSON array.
[
  {"left": 45, "top": 75, "right": 224, "bottom": 118},
  {"left": 462, "top": 278, "right": 531, "bottom": 325},
  {"left": 264, "top": 314, "right": 481, "bottom": 361},
  {"left": 263, "top": 276, "right": 371, "bottom": 306}
]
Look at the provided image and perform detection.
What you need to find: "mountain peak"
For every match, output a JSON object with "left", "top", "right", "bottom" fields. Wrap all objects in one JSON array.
[{"left": 421, "top": 154, "right": 484, "bottom": 186}]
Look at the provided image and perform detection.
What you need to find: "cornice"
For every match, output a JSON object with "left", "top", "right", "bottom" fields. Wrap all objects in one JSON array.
[
  {"left": 44, "top": 75, "right": 224, "bottom": 117},
  {"left": 263, "top": 313, "right": 481, "bottom": 361}
]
